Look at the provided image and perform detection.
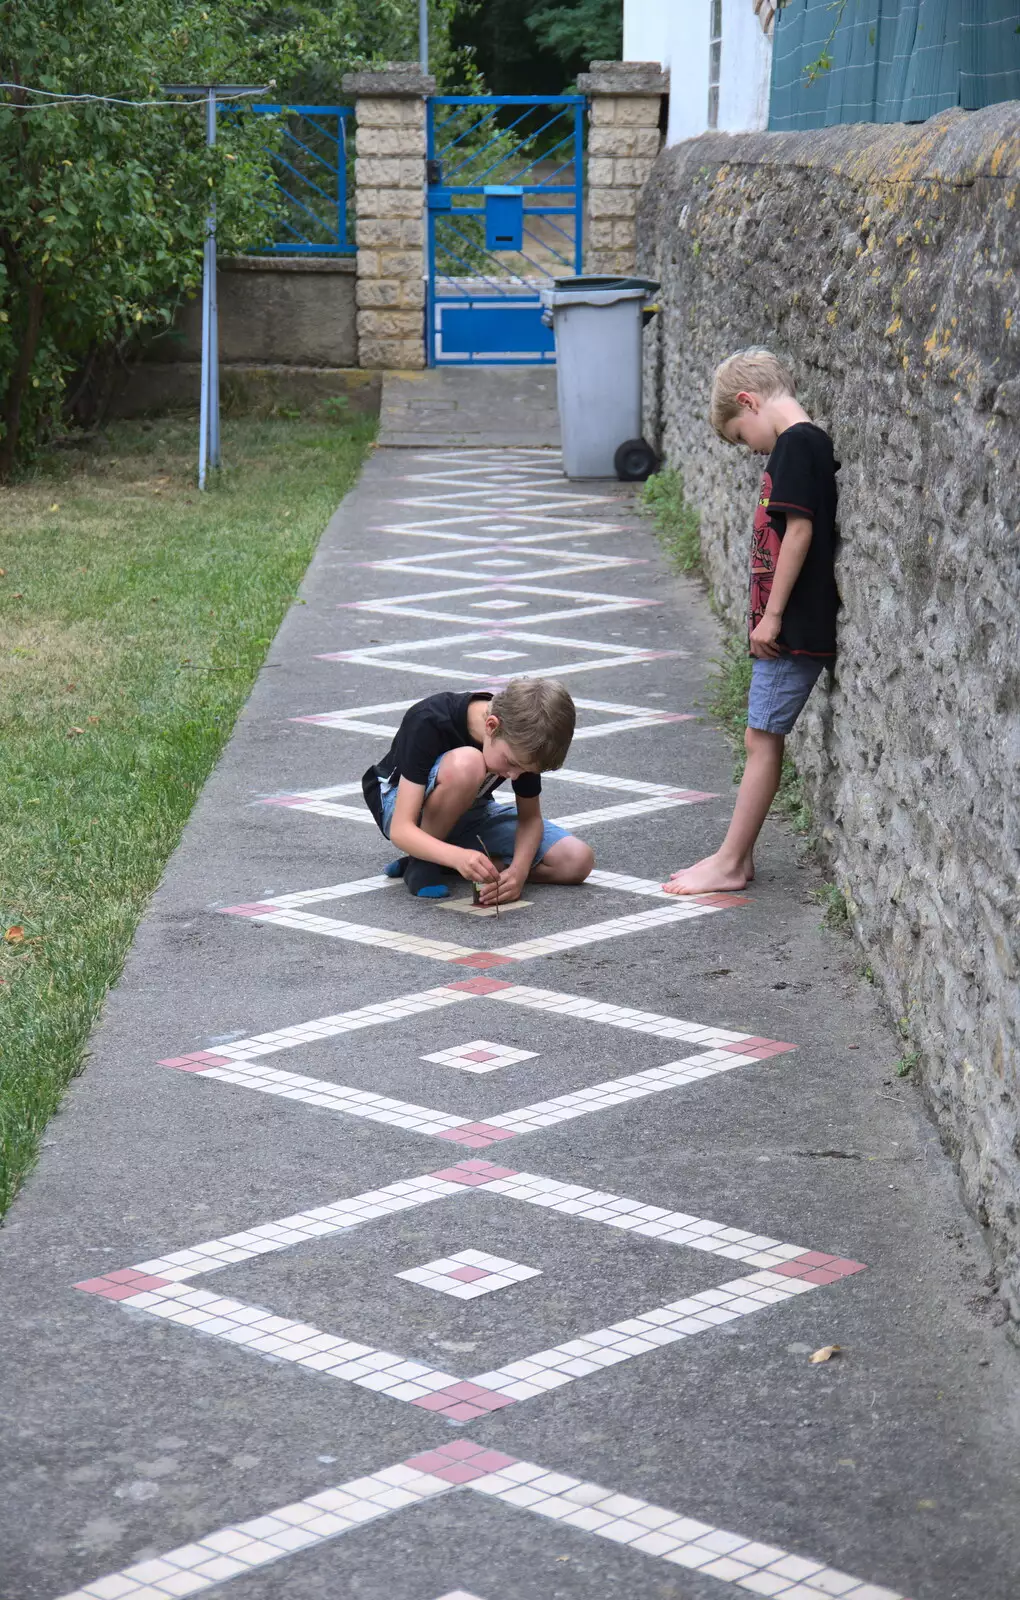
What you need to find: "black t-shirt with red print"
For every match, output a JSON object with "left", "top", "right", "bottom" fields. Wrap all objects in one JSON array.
[{"left": 750, "top": 422, "right": 840, "bottom": 658}]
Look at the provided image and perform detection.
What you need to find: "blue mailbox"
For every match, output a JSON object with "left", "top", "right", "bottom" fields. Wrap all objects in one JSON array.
[{"left": 484, "top": 185, "right": 524, "bottom": 251}]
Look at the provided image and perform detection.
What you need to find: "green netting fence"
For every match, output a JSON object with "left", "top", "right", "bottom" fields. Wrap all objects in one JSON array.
[{"left": 769, "top": 0, "right": 1020, "bottom": 130}]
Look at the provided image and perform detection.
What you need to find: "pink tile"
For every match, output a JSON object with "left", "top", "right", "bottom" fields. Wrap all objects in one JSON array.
[
  {"left": 439, "top": 1382, "right": 495, "bottom": 1400},
  {"left": 435, "top": 1123, "right": 516, "bottom": 1146},
  {"left": 429, "top": 1460, "right": 493, "bottom": 1483},
  {"left": 411, "top": 1393, "right": 458, "bottom": 1412},
  {"left": 722, "top": 1038, "right": 796, "bottom": 1057},
  {"left": 771, "top": 1261, "right": 814, "bottom": 1279},
  {"left": 463, "top": 1050, "right": 498, "bottom": 1062},
  {"left": 444, "top": 976, "right": 515, "bottom": 994},
  {"left": 157, "top": 1057, "right": 201, "bottom": 1068},
  {"left": 450, "top": 953, "right": 515, "bottom": 968},
  {"left": 802, "top": 1268, "right": 843, "bottom": 1285},
  {"left": 125, "top": 1274, "right": 174, "bottom": 1291},
  {"left": 828, "top": 1257, "right": 867, "bottom": 1276},
  {"left": 428, "top": 1167, "right": 495, "bottom": 1186},
  {"left": 404, "top": 1449, "right": 454, "bottom": 1472},
  {"left": 192, "top": 1051, "right": 233, "bottom": 1066},
  {"left": 74, "top": 1277, "right": 120, "bottom": 1294},
  {"left": 220, "top": 903, "right": 279, "bottom": 916},
  {"left": 447, "top": 1266, "right": 488, "bottom": 1282},
  {"left": 472, "top": 1392, "right": 514, "bottom": 1412},
  {"left": 795, "top": 1252, "right": 837, "bottom": 1267},
  {"left": 469, "top": 1449, "right": 518, "bottom": 1470},
  {"left": 444, "top": 1403, "right": 487, "bottom": 1421},
  {"left": 428, "top": 1161, "right": 518, "bottom": 1186},
  {"left": 105, "top": 1269, "right": 148, "bottom": 1284},
  {"left": 98, "top": 1284, "right": 151, "bottom": 1301},
  {"left": 433, "top": 1440, "right": 486, "bottom": 1460}
]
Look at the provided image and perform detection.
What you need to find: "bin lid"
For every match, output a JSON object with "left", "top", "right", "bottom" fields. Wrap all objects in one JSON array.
[{"left": 540, "top": 274, "right": 660, "bottom": 308}]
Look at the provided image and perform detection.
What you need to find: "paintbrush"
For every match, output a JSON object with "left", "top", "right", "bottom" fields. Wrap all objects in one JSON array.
[{"left": 476, "top": 834, "right": 499, "bottom": 919}]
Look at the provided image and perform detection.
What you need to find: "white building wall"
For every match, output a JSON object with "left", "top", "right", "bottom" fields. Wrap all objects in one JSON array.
[{"left": 623, "top": 0, "right": 772, "bottom": 145}]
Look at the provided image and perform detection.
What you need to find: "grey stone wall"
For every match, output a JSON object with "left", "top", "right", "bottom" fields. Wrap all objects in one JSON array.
[
  {"left": 637, "top": 106, "right": 1020, "bottom": 1321},
  {"left": 148, "top": 256, "right": 358, "bottom": 368},
  {"left": 113, "top": 255, "right": 361, "bottom": 417}
]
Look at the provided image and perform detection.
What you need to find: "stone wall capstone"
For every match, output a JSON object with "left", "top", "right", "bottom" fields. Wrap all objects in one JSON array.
[{"left": 637, "top": 105, "right": 1020, "bottom": 1323}]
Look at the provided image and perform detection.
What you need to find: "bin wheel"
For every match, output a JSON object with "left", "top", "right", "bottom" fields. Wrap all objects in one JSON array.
[{"left": 614, "top": 438, "right": 659, "bottom": 482}]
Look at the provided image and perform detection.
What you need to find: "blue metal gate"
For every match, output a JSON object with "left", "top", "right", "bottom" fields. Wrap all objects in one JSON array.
[{"left": 426, "top": 95, "right": 585, "bottom": 366}]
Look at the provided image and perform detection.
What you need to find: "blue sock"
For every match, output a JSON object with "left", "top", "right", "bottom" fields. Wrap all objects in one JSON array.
[{"left": 405, "top": 858, "right": 451, "bottom": 899}]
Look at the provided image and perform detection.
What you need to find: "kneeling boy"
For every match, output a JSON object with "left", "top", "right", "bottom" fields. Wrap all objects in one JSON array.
[{"left": 361, "top": 678, "right": 595, "bottom": 903}]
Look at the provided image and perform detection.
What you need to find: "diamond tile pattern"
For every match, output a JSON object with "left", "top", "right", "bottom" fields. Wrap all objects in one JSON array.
[
  {"left": 396, "top": 1249, "right": 542, "bottom": 1299},
  {"left": 420, "top": 1039, "right": 539, "bottom": 1074}
]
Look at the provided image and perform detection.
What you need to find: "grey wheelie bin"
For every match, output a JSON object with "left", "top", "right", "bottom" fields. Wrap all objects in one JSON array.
[{"left": 540, "top": 275, "right": 659, "bottom": 480}]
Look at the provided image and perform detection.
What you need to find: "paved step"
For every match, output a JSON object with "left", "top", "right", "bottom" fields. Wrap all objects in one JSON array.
[{"left": 378, "top": 369, "right": 561, "bottom": 449}]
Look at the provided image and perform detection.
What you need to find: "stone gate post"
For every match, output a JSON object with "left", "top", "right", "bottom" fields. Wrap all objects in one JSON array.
[
  {"left": 341, "top": 63, "right": 435, "bottom": 370},
  {"left": 577, "top": 61, "right": 669, "bottom": 278}
]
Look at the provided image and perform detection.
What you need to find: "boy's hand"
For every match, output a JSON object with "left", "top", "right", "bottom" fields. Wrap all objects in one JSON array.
[
  {"left": 478, "top": 863, "right": 525, "bottom": 907},
  {"left": 750, "top": 612, "right": 783, "bottom": 658},
  {"left": 455, "top": 848, "right": 499, "bottom": 885}
]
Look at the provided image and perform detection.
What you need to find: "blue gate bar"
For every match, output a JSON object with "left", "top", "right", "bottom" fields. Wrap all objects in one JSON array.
[
  {"left": 426, "top": 95, "right": 585, "bottom": 366},
  {"left": 227, "top": 103, "right": 355, "bottom": 255}
]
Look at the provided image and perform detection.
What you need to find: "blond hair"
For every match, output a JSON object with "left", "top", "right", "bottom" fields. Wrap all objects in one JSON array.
[
  {"left": 489, "top": 678, "right": 575, "bottom": 770},
  {"left": 710, "top": 347, "right": 797, "bottom": 440}
]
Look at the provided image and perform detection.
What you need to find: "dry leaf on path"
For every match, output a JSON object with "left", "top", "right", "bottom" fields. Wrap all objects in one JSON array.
[
  {"left": 809, "top": 1344, "right": 842, "bottom": 1364},
  {"left": 4, "top": 926, "right": 25, "bottom": 944},
  {"left": 67, "top": 726, "right": 84, "bottom": 737}
]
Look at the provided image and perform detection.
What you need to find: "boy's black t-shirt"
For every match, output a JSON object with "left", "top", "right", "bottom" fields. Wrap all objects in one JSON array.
[
  {"left": 750, "top": 422, "right": 840, "bottom": 658},
  {"left": 361, "top": 690, "right": 541, "bottom": 829}
]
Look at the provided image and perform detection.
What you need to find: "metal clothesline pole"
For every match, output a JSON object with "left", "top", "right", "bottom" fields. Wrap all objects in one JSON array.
[
  {"left": 162, "top": 84, "right": 265, "bottom": 489},
  {"left": 200, "top": 86, "right": 219, "bottom": 490},
  {"left": 419, "top": 0, "right": 429, "bottom": 71}
]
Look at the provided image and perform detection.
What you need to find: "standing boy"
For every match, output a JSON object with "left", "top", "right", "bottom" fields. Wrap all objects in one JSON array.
[
  {"left": 362, "top": 677, "right": 594, "bottom": 901},
  {"left": 664, "top": 348, "right": 839, "bottom": 895}
]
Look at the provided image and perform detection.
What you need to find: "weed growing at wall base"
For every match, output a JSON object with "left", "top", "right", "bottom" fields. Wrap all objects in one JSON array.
[
  {"left": 0, "top": 411, "right": 374, "bottom": 1215},
  {"left": 640, "top": 468, "right": 702, "bottom": 573}
]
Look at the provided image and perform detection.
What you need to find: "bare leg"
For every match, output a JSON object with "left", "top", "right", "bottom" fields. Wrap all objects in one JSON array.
[
  {"left": 528, "top": 835, "right": 594, "bottom": 885},
  {"left": 663, "top": 727, "right": 783, "bottom": 894},
  {"left": 417, "top": 746, "right": 487, "bottom": 842}
]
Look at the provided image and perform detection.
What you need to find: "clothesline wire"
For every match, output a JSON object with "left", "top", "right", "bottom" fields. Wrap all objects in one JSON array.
[{"left": 0, "top": 83, "right": 272, "bottom": 112}]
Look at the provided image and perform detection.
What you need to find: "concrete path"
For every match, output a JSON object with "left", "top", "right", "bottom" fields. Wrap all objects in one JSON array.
[{"left": 2, "top": 394, "right": 1018, "bottom": 1600}]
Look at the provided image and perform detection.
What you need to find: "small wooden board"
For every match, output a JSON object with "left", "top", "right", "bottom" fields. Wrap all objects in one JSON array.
[{"left": 438, "top": 897, "right": 532, "bottom": 918}]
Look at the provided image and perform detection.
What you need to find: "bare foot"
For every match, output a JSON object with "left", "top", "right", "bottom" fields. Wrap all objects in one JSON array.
[{"left": 662, "top": 853, "right": 751, "bottom": 895}]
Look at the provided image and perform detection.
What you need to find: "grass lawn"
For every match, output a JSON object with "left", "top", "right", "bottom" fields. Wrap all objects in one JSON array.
[{"left": 0, "top": 411, "right": 375, "bottom": 1214}]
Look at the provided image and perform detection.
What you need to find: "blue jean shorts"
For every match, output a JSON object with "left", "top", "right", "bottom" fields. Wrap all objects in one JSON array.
[
  {"left": 379, "top": 758, "right": 570, "bottom": 864},
  {"left": 748, "top": 654, "right": 826, "bottom": 735}
]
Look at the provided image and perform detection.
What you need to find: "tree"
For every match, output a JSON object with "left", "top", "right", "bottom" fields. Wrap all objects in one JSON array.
[
  {"left": 0, "top": 0, "right": 466, "bottom": 477},
  {"left": 451, "top": 0, "right": 621, "bottom": 96}
]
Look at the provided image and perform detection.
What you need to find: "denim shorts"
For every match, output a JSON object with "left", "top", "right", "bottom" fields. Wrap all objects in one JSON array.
[
  {"left": 747, "top": 654, "right": 826, "bottom": 735},
  {"left": 379, "top": 757, "right": 570, "bottom": 864}
]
